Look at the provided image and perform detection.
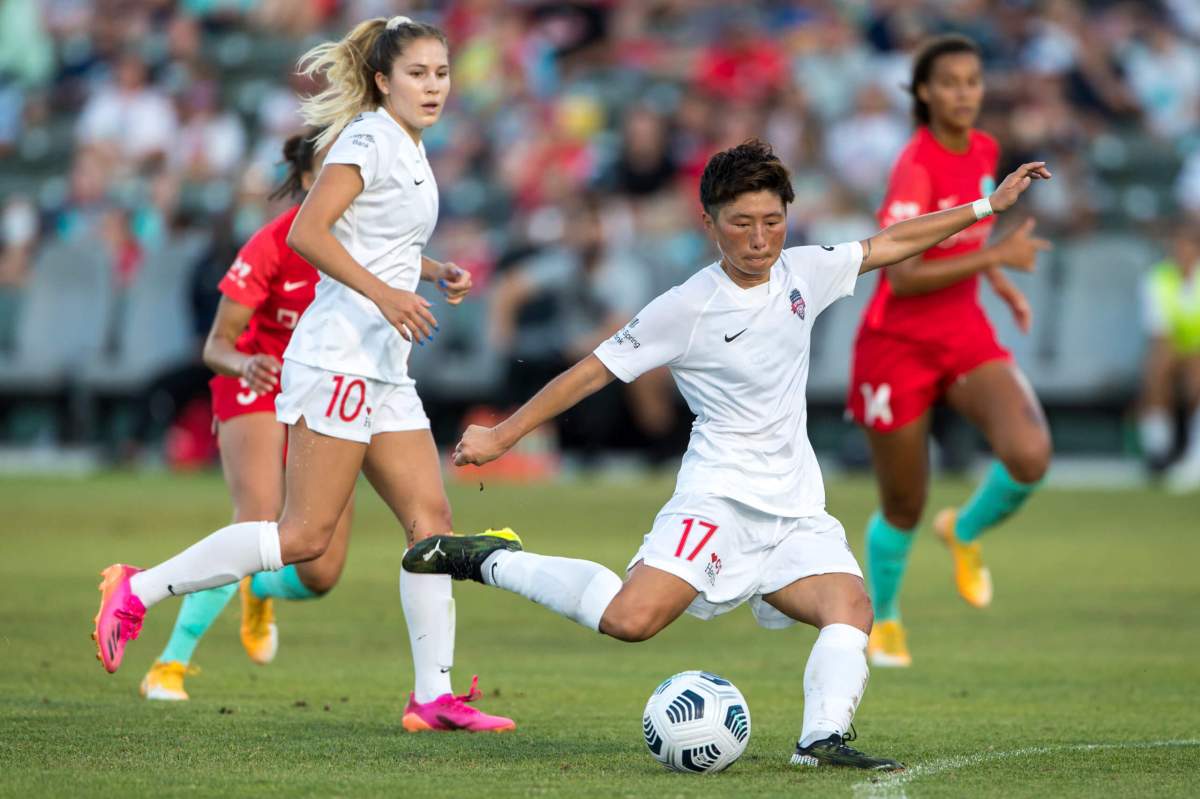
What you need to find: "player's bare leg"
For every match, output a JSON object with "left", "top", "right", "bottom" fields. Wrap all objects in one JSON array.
[
  {"left": 143, "top": 412, "right": 284, "bottom": 698},
  {"left": 862, "top": 412, "right": 931, "bottom": 666},
  {"left": 1138, "top": 338, "right": 1180, "bottom": 470},
  {"left": 598, "top": 563, "right": 697, "bottom": 642},
  {"left": 940, "top": 360, "right": 1050, "bottom": 606},
  {"left": 364, "top": 429, "right": 514, "bottom": 732},
  {"left": 760, "top": 574, "right": 901, "bottom": 771}
]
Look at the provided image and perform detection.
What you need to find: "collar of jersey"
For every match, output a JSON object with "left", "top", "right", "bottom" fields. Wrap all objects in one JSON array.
[
  {"left": 372, "top": 106, "right": 426, "bottom": 160},
  {"left": 711, "top": 260, "right": 778, "bottom": 306}
]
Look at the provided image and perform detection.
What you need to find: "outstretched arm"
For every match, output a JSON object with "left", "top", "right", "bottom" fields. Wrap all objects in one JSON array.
[
  {"left": 453, "top": 354, "right": 616, "bottom": 466},
  {"left": 860, "top": 161, "right": 1051, "bottom": 274}
]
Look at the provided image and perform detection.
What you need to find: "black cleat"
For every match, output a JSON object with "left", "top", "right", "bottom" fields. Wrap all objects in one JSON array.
[
  {"left": 402, "top": 528, "right": 523, "bottom": 582},
  {"left": 791, "top": 728, "right": 905, "bottom": 772}
]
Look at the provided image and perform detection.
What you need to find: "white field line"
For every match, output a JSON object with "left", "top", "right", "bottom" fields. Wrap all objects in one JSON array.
[{"left": 851, "top": 739, "right": 1200, "bottom": 799}]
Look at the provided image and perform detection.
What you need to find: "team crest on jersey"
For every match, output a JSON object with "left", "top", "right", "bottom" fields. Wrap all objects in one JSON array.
[
  {"left": 789, "top": 289, "right": 806, "bottom": 320},
  {"left": 704, "top": 552, "right": 722, "bottom": 586}
]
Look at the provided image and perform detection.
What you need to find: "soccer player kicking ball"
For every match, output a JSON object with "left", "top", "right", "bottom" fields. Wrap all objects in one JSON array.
[{"left": 405, "top": 139, "right": 1050, "bottom": 770}]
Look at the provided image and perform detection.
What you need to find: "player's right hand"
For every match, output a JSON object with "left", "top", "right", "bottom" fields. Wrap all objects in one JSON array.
[
  {"left": 988, "top": 161, "right": 1052, "bottom": 213},
  {"left": 994, "top": 218, "right": 1052, "bottom": 273},
  {"left": 453, "top": 424, "right": 507, "bottom": 467},
  {"left": 241, "top": 354, "right": 281, "bottom": 394},
  {"left": 375, "top": 287, "right": 439, "bottom": 343}
]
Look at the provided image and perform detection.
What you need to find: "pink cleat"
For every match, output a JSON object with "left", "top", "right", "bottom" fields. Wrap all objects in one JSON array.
[
  {"left": 91, "top": 564, "right": 146, "bottom": 674},
  {"left": 401, "top": 675, "right": 516, "bottom": 733}
]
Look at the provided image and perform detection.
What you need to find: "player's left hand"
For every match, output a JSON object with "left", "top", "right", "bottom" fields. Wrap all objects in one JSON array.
[
  {"left": 987, "top": 270, "right": 1033, "bottom": 333},
  {"left": 437, "top": 262, "right": 472, "bottom": 305},
  {"left": 453, "top": 424, "right": 507, "bottom": 467},
  {"left": 989, "top": 161, "right": 1052, "bottom": 213}
]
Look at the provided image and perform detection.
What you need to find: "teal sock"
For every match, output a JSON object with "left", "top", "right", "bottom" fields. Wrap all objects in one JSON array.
[
  {"left": 955, "top": 460, "right": 1042, "bottom": 544},
  {"left": 865, "top": 512, "right": 916, "bottom": 623},
  {"left": 250, "top": 564, "right": 319, "bottom": 600},
  {"left": 158, "top": 583, "right": 238, "bottom": 665}
]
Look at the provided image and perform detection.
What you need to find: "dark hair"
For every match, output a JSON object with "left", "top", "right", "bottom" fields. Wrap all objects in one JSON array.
[
  {"left": 909, "top": 34, "right": 983, "bottom": 126},
  {"left": 270, "top": 126, "right": 326, "bottom": 200},
  {"left": 699, "top": 139, "right": 794, "bottom": 217}
]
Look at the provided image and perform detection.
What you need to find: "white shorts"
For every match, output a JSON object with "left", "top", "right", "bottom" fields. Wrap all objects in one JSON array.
[
  {"left": 275, "top": 360, "right": 429, "bottom": 444},
  {"left": 627, "top": 492, "right": 863, "bottom": 629}
]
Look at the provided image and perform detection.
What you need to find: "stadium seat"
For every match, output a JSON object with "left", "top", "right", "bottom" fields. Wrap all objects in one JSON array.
[
  {"left": 78, "top": 232, "right": 209, "bottom": 394},
  {"left": 0, "top": 238, "right": 115, "bottom": 392},
  {"left": 1031, "top": 234, "right": 1160, "bottom": 403}
]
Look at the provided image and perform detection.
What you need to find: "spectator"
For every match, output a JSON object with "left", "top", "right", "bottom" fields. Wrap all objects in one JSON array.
[
  {"left": 1138, "top": 225, "right": 1200, "bottom": 492},
  {"left": 822, "top": 82, "right": 909, "bottom": 203},
  {"left": 76, "top": 51, "right": 178, "bottom": 170},
  {"left": 173, "top": 77, "right": 247, "bottom": 181}
]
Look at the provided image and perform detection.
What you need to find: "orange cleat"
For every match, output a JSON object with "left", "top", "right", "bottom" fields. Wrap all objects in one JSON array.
[
  {"left": 239, "top": 577, "right": 278, "bottom": 665},
  {"left": 140, "top": 660, "right": 192, "bottom": 701},
  {"left": 868, "top": 619, "right": 912, "bottom": 668},
  {"left": 933, "top": 508, "right": 993, "bottom": 608}
]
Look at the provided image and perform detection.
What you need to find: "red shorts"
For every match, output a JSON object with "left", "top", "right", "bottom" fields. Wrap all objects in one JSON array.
[
  {"left": 210, "top": 374, "right": 279, "bottom": 423},
  {"left": 847, "top": 313, "right": 1010, "bottom": 432}
]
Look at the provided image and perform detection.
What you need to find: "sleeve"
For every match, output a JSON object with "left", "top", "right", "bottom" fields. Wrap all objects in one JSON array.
[
  {"left": 218, "top": 226, "right": 277, "bottom": 308},
  {"left": 325, "top": 120, "right": 389, "bottom": 190},
  {"left": 593, "top": 288, "right": 692, "bottom": 383},
  {"left": 878, "top": 153, "right": 933, "bottom": 228},
  {"left": 783, "top": 241, "right": 864, "bottom": 318}
]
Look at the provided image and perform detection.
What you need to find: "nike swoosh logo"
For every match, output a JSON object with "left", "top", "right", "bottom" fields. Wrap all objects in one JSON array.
[
  {"left": 414, "top": 179, "right": 425, "bottom": 185},
  {"left": 283, "top": 280, "right": 308, "bottom": 292},
  {"left": 724, "top": 329, "right": 747, "bottom": 343},
  {"left": 489, "top": 561, "right": 499, "bottom": 585},
  {"left": 821, "top": 245, "right": 834, "bottom": 251}
]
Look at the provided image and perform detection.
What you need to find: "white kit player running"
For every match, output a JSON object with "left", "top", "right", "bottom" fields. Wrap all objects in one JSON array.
[
  {"left": 405, "top": 140, "right": 1051, "bottom": 768},
  {"left": 92, "top": 16, "right": 515, "bottom": 732}
]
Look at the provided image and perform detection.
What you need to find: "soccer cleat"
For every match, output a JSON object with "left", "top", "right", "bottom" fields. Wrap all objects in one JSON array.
[
  {"left": 402, "top": 528, "right": 523, "bottom": 582},
  {"left": 791, "top": 729, "right": 904, "bottom": 771},
  {"left": 933, "top": 508, "right": 993, "bottom": 608},
  {"left": 239, "top": 577, "right": 278, "bottom": 665},
  {"left": 140, "top": 660, "right": 192, "bottom": 701},
  {"left": 401, "top": 675, "right": 516, "bottom": 733},
  {"left": 92, "top": 564, "right": 146, "bottom": 674},
  {"left": 868, "top": 619, "right": 912, "bottom": 668}
]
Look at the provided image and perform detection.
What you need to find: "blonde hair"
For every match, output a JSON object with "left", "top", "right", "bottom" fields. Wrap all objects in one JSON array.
[{"left": 297, "top": 16, "right": 448, "bottom": 152}]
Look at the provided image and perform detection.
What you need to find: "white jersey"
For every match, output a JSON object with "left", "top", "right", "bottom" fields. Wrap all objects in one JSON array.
[
  {"left": 284, "top": 107, "right": 439, "bottom": 384},
  {"left": 594, "top": 242, "right": 863, "bottom": 517}
]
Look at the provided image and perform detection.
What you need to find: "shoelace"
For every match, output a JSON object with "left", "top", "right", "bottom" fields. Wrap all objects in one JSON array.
[
  {"left": 115, "top": 608, "right": 143, "bottom": 640},
  {"left": 450, "top": 674, "right": 483, "bottom": 705},
  {"left": 833, "top": 725, "right": 869, "bottom": 756}
]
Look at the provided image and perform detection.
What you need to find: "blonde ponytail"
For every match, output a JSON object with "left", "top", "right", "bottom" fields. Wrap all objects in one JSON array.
[{"left": 296, "top": 17, "right": 450, "bottom": 153}]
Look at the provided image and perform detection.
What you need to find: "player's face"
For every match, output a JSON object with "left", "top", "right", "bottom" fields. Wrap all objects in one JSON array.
[
  {"left": 919, "top": 52, "right": 983, "bottom": 132},
  {"left": 377, "top": 37, "right": 450, "bottom": 137},
  {"left": 704, "top": 190, "right": 788, "bottom": 283}
]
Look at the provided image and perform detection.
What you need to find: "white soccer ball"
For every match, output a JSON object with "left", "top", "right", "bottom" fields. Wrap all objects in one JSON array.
[{"left": 641, "top": 670, "right": 751, "bottom": 773}]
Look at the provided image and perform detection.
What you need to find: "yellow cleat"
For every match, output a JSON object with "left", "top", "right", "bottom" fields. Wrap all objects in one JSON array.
[
  {"left": 934, "top": 508, "right": 993, "bottom": 608},
  {"left": 868, "top": 619, "right": 912, "bottom": 668},
  {"left": 139, "top": 660, "right": 191, "bottom": 701},
  {"left": 239, "top": 577, "right": 278, "bottom": 665}
]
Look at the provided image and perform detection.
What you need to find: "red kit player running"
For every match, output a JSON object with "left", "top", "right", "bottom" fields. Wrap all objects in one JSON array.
[
  {"left": 848, "top": 35, "right": 1054, "bottom": 667},
  {"left": 140, "top": 129, "right": 357, "bottom": 700}
]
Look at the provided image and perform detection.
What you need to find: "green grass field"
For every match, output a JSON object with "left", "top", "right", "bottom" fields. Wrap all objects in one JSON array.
[{"left": 2, "top": 471, "right": 1197, "bottom": 797}]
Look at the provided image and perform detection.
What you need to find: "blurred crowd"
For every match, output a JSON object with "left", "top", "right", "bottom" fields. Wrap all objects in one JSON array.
[{"left": 2, "top": 0, "right": 1199, "bottom": 464}]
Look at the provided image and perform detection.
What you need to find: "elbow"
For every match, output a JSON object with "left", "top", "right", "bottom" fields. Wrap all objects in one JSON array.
[{"left": 285, "top": 229, "right": 307, "bottom": 259}]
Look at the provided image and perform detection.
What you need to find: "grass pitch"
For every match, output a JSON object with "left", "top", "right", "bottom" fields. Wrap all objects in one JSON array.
[{"left": 1, "top": 471, "right": 1197, "bottom": 797}]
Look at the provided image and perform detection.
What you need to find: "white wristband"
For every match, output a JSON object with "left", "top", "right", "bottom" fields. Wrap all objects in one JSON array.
[{"left": 972, "top": 197, "right": 994, "bottom": 220}]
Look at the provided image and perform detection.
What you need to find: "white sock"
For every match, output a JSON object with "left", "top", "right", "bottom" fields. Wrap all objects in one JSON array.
[
  {"left": 400, "top": 569, "right": 454, "bottom": 703},
  {"left": 1139, "top": 409, "right": 1173, "bottom": 460},
  {"left": 799, "top": 624, "right": 870, "bottom": 748},
  {"left": 129, "top": 521, "right": 283, "bottom": 609},
  {"left": 481, "top": 550, "right": 622, "bottom": 632}
]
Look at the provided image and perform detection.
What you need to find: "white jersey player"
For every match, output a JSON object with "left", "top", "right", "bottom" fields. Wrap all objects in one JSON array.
[
  {"left": 93, "top": 15, "right": 515, "bottom": 733},
  {"left": 405, "top": 139, "right": 1051, "bottom": 769}
]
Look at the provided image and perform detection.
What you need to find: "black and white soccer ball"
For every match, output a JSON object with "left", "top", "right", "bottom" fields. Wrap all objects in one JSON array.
[{"left": 642, "top": 670, "right": 751, "bottom": 773}]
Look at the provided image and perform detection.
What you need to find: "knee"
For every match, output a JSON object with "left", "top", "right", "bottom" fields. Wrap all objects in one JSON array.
[
  {"left": 824, "top": 588, "right": 874, "bottom": 635},
  {"left": 278, "top": 518, "right": 335, "bottom": 563},
  {"left": 600, "top": 610, "right": 661, "bottom": 643},
  {"left": 298, "top": 565, "right": 340, "bottom": 596},
  {"left": 999, "top": 433, "right": 1052, "bottom": 484}
]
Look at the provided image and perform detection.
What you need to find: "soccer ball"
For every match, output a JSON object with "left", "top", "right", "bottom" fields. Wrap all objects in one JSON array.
[{"left": 641, "top": 670, "right": 751, "bottom": 773}]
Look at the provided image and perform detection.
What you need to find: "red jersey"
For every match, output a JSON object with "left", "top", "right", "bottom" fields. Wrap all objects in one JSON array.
[
  {"left": 861, "top": 127, "right": 999, "bottom": 338},
  {"left": 217, "top": 205, "right": 317, "bottom": 358}
]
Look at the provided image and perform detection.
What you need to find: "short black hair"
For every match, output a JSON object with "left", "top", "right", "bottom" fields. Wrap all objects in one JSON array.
[
  {"left": 909, "top": 34, "right": 983, "bottom": 126},
  {"left": 699, "top": 139, "right": 794, "bottom": 218}
]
